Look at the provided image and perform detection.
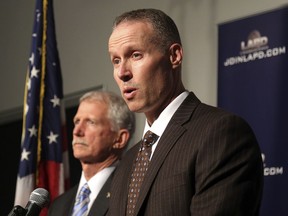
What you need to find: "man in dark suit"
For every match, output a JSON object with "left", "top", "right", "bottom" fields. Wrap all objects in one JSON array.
[
  {"left": 48, "top": 91, "right": 135, "bottom": 216},
  {"left": 107, "top": 8, "right": 263, "bottom": 215}
]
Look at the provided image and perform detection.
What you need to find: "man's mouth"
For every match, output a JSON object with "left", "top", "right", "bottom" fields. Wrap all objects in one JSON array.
[{"left": 123, "top": 87, "right": 137, "bottom": 100}]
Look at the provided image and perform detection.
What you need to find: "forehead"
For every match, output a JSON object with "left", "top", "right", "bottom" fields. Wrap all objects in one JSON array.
[
  {"left": 76, "top": 100, "right": 108, "bottom": 116},
  {"left": 108, "top": 21, "right": 153, "bottom": 50}
]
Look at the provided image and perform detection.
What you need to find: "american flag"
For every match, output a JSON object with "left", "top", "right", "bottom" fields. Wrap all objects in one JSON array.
[{"left": 14, "top": 0, "right": 69, "bottom": 215}]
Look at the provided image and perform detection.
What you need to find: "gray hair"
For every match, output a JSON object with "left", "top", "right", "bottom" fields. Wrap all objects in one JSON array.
[
  {"left": 112, "top": 8, "right": 182, "bottom": 53},
  {"left": 79, "top": 91, "right": 135, "bottom": 137}
]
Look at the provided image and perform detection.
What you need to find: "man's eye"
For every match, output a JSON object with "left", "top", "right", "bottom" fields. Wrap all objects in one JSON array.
[
  {"left": 132, "top": 53, "right": 141, "bottom": 59},
  {"left": 87, "top": 120, "right": 95, "bottom": 125},
  {"left": 113, "top": 58, "right": 120, "bottom": 65}
]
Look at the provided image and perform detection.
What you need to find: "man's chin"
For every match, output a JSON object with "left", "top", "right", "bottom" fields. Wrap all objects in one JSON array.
[{"left": 125, "top": 102, "right": 142, "bottom": 113}]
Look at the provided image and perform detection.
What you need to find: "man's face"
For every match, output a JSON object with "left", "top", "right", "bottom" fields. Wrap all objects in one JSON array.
[
  {"left": 108, "top": 21, "right": 175, "bottom": 119},
  {"left": 72, "top": 100, "right": 117, "bottom": 163}
]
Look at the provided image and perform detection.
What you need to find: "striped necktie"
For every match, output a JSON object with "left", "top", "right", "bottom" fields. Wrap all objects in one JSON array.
[
  {"left": 126, "top": 130, "right": 159, "bottom": 216},
  {"left": 72, "top": 183, "right": 91, "bottom": 216}
]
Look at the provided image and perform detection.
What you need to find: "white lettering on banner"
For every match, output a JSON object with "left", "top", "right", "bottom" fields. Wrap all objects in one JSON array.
[
  {"left": 261, "top": 153, "right": 284, "bottom": 176},
  {"left": 224, "top": 46, "right": 286, "bottom": 66},
  {"left": 241, "top": 36, "right": 268, "bottom": 50},
  {"left": 222, "top": 30, "right": 287, "bottom": 67},
  {"left": 264, "top": 167, "right": 284, "bottom": 176}
]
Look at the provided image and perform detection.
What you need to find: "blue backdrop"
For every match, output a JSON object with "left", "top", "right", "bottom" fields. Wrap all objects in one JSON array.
[{"left": 218, "top": 6, "right": 288, "bottom": 216}]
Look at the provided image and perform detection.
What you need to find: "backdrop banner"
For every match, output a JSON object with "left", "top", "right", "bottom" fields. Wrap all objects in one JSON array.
[{"left": 218, "top": 6, "right": 288, "bottom": 216}]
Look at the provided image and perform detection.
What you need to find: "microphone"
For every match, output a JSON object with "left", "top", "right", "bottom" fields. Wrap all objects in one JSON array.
[
  {"left": 8, "top": 188, "right": 49, "bottom": 216},
  {"left": 25, "top": 188, "right": 50, "bottom": 216}
]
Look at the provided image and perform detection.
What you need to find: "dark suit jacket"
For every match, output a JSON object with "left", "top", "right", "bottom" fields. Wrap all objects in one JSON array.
[
  {"left": 48, "top": 173, "right": 113, "bottom": 216},
  {"left": 107, "top": 92, "right": 263, "bottom": 216}
]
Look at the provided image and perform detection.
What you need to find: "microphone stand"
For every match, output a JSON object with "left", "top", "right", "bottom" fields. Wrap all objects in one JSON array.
[{"left": 7, "top": 205, "right": 27, "bottom": 216}]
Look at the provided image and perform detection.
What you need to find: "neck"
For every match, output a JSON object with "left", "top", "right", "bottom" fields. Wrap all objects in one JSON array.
[{"left": 146, "top": 85, "right": 186, "bottom": 125}]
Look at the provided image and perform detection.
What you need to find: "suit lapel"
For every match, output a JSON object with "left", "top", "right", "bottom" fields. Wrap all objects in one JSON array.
[
  {"left": 134, "top": 92, "right": 201, "bottom": 214},
  {"left": 63, "top": 185, "right": 79, "bottom": 215},
  {"left": 88, "top": 172, "right": 114, "bottom": 216}
]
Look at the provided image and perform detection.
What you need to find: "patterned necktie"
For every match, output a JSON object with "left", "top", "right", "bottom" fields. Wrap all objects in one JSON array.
[
  {"left": 126, "top": 130, "right": 159, "bottom": 216},
  {"left": 72, "top": 183, "right": 91, "bottom": 216}
]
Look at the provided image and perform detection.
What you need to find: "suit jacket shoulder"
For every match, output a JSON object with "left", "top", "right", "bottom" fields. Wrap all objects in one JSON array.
[
  {"left": 47, "top": 185, "right": 78, "bottom": 216},
  {"left": 108, "top": 91, "right": 263, "bottom": 216}
]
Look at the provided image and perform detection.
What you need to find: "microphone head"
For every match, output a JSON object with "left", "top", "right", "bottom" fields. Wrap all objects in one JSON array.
[{"left": 30, "top": 188, "right": 50, "bottom": 208}]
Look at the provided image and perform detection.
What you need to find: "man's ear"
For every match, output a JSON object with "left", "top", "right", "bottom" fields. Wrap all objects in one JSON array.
[
  {"left": 169, "top": 43, "right": 183, "bottom": 69},
  {"left": 113, "top": 129, "right": 130, "bottom": 150}
]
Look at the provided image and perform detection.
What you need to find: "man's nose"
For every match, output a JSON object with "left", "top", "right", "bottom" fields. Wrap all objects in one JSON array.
[{"left": 117, "top": 60, "right": 133, "bottom": 82}]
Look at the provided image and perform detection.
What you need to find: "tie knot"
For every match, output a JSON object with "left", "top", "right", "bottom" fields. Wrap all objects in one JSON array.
[
  {"left": 143, "top": 130, "right": 159, "bottom": 147},
  {"left": 80, "top": 183, "right": 91, "bottom": 197}
]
